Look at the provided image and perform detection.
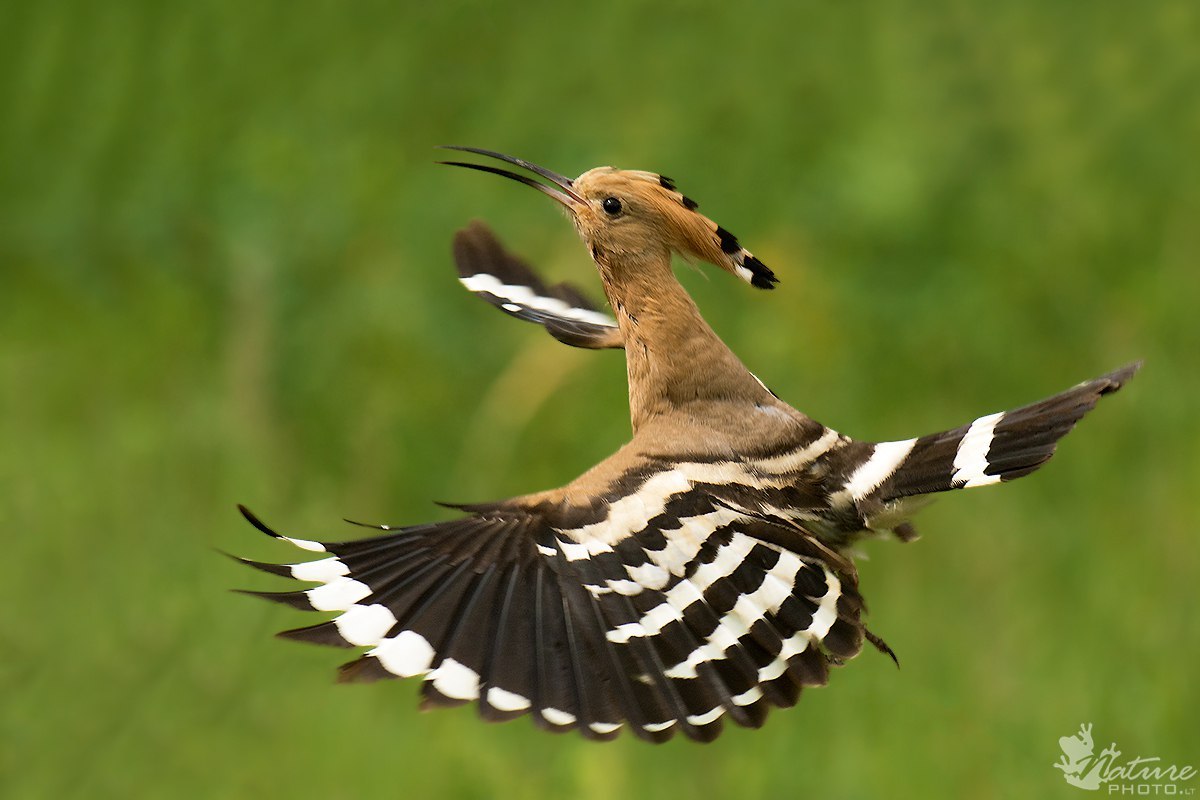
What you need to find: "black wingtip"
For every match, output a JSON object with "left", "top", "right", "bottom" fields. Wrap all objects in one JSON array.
[
  {"left": 343, "top": 518, "right": 397, "bottom": 531},
  {"left": 232, "top": 588, "right": 314, "bottom": 611},
  {"left": 336, "top": 655, "right": 393, "bottom": 684},
  {"left": 277, "top": 621, "right": 356, "bottom": 649},
  {"left": 238, "top": 505, "right": 280, "bottom": 539},
  {"left": 217, "top": 548, "right": 295, "bottom": 578}
]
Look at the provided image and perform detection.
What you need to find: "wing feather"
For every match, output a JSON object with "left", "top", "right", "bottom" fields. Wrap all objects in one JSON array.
[
  {"left": 234, "top": 474, "right": 874, "bottom": 742},
  {"left": 453, "top": 221, "right": 623, "bottom": 350}
]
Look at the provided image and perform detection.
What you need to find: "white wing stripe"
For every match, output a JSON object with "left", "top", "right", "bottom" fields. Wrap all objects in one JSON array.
[
  {"left": 290, "top": 556, "right": 349, "bottom": 583},
  {"left": 805, "top": 567, "right": 842, "bottom": 639},
  {"left": 660, "top": 547, "right": 805, "bottom": 675},
  {"left": 687, "top": 707, "right": 724, "bottom": 726},
  {"left": 486, "top": 686, "right": 531, "bottom": 712},
  {"left": 428, "top": 658, "right": 481, "bottom": 700},
  {"left": 371, "top": 630, "right": 435, "bottom": 678},
  {"left": 752, "top": 428, "right": 842, "bottom": 473},
  {"left": 460, "top": 273, "right": 617, "bottom": 328},
  {"left": 334, "top": 603, "right": 397, "bottom": 646},
  {"left": 830, "top": 438, "right": 917, "bottom": 506},
  {"left": 952, "top": 411, "right": 1005, "bottom": 488},
  {"left": 307, "top": 577, "right": 371, "bottom": 611},
  {"left": 541, "top": 707, "right": 577, "bottom": 726}
]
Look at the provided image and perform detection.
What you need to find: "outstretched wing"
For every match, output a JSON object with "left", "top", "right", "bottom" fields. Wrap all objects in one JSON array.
[
  {"left": 233, "top": 482, "right": 872, "bottom": 743},
  {"left": 452, "top": 221, "right": 624, "bottom": 350},
  {"left": 811, "top": 362, "right": 1142, "bottom": 536}
]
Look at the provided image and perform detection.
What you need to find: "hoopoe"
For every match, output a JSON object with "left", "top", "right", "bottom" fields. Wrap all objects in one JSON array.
[{"left": 235, "top": 147, "right": 1139, "bottom": 743}]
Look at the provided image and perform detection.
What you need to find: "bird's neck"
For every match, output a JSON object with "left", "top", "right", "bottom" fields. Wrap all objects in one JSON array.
[{"left": 593, "top": 247, "right": 773, "bottom": 434}]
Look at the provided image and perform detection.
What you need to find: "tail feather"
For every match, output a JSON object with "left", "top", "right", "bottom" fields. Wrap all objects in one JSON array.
[{"left": 871, "top": 362, "right": 1139, "bottom": 504}]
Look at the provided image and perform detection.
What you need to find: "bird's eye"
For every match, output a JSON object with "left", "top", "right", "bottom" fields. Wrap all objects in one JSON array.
[{"left": 602, "top": 197, "right": 622, "bottom": 216}]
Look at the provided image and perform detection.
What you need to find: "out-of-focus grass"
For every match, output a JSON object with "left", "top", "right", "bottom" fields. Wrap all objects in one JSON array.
[{"left": 1, "top": 2, "right": 1197, "bottom": 798}]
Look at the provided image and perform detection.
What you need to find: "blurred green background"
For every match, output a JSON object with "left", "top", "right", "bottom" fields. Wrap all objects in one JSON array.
[{"left": 2, "top": 2, "right": 1197, "bottom": 798}]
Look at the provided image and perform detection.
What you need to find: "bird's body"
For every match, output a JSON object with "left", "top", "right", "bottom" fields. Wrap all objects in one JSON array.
[{"left": 236, "top": 148, "right": 1138, "bottom": 742}]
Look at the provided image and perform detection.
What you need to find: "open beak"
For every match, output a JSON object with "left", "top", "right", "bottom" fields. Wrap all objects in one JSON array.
[{"left": 437, "top": 146, "right": 585, "bottom": 213}]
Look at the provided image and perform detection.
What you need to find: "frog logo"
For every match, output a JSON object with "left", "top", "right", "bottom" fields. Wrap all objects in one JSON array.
[{"left": 1054, "top": 723, "right": 1120, "bottom": 790}]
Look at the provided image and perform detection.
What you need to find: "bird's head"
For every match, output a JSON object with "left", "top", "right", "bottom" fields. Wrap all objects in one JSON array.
[{"left": 439, "top": 147, "right": 777, "bottom": 289}]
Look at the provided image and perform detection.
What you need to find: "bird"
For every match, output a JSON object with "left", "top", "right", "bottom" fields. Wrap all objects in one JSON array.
[{"left": 233, "top": 146, "right": 1139, "bottom": 743}]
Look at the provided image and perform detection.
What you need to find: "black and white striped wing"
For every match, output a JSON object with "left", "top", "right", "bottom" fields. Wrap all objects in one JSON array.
[
  {"left": 234, "top": 492, "right": 866, "bottom": 743},
  {"left": 810, "top": 363, "right": 1142, "bottom": 535},
  {"left": 452, "top": 221, "right": 623, "bottom": 350}
]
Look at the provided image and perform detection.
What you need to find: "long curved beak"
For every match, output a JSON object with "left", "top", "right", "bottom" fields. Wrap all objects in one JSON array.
[{"left": 437, "top": 146, "right": 585, "bottom": 212}]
